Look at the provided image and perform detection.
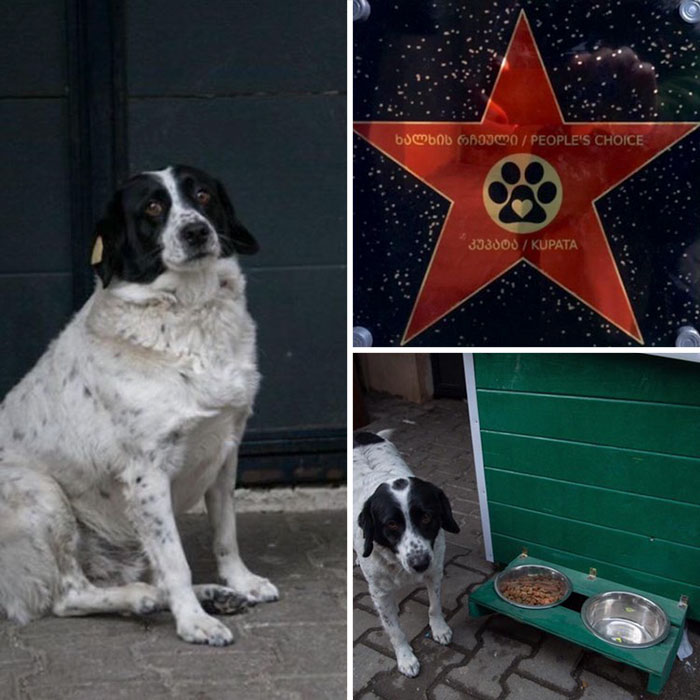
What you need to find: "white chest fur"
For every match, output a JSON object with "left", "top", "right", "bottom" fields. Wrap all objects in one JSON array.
[{"left": 0, "top": 258, "right": 258, "bottom": 529}]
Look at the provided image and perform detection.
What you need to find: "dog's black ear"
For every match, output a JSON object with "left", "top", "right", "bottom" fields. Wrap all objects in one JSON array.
[
  {"left": 437, "top": 487, "right": 460, "bottom": 534},
  {"left": 215, "top": 179, "right": 259, "bottom": 256},
  {"left": 92, "top": 195, "right": 125, "bottom": 288},
  {"left": 358, "top": 497, "right": 375, "bottom": 557}
]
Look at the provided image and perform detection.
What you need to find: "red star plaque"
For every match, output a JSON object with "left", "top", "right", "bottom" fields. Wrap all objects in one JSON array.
[{"left": 354, "top": 11, "right": 698, "bottom": 344}]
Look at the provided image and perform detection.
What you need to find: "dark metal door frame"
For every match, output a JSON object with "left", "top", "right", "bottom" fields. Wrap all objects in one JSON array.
[{"left": 66, "top": 0, "right": 128, "bottom": 308}]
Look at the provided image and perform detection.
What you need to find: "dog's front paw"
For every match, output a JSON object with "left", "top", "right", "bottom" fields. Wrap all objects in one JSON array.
[
  {"left": 396, "top": 648, "right": 420, "bottom": 677},
  {"left": 177, "top": 612, "right": 234, "bottom": 646},
  {"left": 430, "top": 618, "right": 453, "bottom": 645},
  {"left": 225, "top": 574, "right": 279, "bottom": 605},
  {"left": 199, "top": 585, "right": 250, "bottom": 615}
]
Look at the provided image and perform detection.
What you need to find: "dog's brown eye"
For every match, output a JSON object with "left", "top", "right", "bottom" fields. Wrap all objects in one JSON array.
[
  {"left": 386, "top": 521, "right": 400, "bottom": 531},
  {"left": 196, "top": 189, "right": 211, "bottom": 205},
  {"left": 145, "top": 200, "right": 163, "bottom": 217},
  {"left": 421, "top": 513, "right": 432, "bottom": 525}
]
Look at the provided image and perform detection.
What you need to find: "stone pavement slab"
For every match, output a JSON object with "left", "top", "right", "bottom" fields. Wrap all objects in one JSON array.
[
  {"left": 364, "top": 599, "right": 430, "bottom": 655},
  {"left": 444, "top": 630, "right": 532, "bottom": 699},
  {"left": 370, "top": 635, "right": 464, "bottom": 700},
  {"left": 579, "top": 670, "right": 636, "bottom": 700},
  {"left": 431, "top": 683, "right": 480, "bottom": 700},
  {"left": 504, "top": 674, "right": 567, "bottom": 700},
  {"left": 444, "top": 605, "right": 486, "bottom": 653},
  {"left": 1, "top": 509, "right": 345, "bottom": 700},
  {"left": 353, "top": 644, "right": 395, "bottom": 694},
  {"left": 517, "top": 634, "right": 582, "bottom": 692}
]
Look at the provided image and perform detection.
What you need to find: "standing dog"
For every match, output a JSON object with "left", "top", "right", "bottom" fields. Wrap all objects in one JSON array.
[
  {"left": 353, "top": 431, "right": 460, "bottom": 677},
  {"left": 0, "top": 165, "right": 278, "bottom": 646}
]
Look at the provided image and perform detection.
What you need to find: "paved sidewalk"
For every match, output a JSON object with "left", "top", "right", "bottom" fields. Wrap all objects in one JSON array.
[
  {"left": 1, "top": 508, "right": 346, "bottom": 700},
  {"left": 353, "top": 393, "right": 699, "bottom": 700}
]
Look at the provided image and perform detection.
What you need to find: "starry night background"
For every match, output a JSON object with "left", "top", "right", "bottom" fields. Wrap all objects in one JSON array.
[{"left": 353, "top": 0, "right": 700, "bottom": 346}]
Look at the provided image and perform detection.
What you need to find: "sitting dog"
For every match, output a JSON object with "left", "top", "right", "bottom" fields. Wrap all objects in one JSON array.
[
  {"left": 353, "top": 431, "right": 460, "bottom": 676},
  {"left": 0, "top": 165, "right": 278, "bottom": 646}
]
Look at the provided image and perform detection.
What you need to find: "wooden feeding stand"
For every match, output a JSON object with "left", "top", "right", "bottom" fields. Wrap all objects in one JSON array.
[
  {"left": 463, "top": 354, "right": 700, "bottom": 694},
  {"left": 469, "top": 555, "right": 688, "bottom": 694}
]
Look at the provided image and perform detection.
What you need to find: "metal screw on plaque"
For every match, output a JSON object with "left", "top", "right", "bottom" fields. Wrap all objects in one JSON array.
[
  {"left": 675, "top": 325, "right": 700, "bottom": 347},
  {"left": 680, "top": 0, "right": 700, "bottom": 23},
  {"left": 353, "top": 326, "right": 373, "bottom": 347},
  {"left": 353, "top": 0, "right": 371, "bottom": 22}
]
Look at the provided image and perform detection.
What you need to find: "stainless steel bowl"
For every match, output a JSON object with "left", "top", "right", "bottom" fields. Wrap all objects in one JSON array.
[
  {"left": 494, "top": 564, "right": 572, "bottom": 609},
  {"left": 581, "top": 591, "right": 670, "bottom": 648}
]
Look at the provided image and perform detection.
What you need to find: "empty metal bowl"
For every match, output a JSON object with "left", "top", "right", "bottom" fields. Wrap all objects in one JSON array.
[
  {"left": 581, "top": 591, "right": 670, "bottom": 648},
  {"left": 494, "top": 564, "right": 572, "bottom": 609}
]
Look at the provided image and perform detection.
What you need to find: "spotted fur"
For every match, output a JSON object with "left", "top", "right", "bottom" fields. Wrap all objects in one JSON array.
[
  {"left": 353, "top": 432, "right": 460, "bottom": 677},
  {"left": 0, "top": 166, "right": 278, "bottom": 646}
]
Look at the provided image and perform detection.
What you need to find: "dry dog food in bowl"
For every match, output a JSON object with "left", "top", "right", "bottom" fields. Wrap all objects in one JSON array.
[{"left": 495, "top": 564, "right": 572, "bottom": 609}]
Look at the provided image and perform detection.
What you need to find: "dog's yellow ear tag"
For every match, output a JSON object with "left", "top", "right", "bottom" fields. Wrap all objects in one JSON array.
[{"left": 91, "top": 236, "right": 103, "bottom": 265}]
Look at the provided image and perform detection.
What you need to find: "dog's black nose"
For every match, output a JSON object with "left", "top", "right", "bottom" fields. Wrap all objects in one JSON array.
[
  {"left": 409, "top": 553, "right": 431, "bottom": 573},
  {"left": 181, "top": 223, "right": 210, "bottom": 247}
]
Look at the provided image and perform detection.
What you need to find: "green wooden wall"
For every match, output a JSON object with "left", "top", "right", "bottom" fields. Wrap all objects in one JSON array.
[{"left": 473, "top": 354, "right": 700, "bottom": 620}]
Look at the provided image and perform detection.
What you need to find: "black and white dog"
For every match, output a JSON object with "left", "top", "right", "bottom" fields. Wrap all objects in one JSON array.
[
  {"left": 0, "top": 165, "right": 278, "bottom": 646},
  {"left": 353, "top": 431, "right": 460, "bottom": 677}
]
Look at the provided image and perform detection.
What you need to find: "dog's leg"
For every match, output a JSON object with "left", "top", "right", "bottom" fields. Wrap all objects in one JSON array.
[
  {"left": 56, "top": 582, "right": 248, "bottom": 618},
  {"left": 426, "top": 575, "right": 452, "bottom": 644},
  {"left": 205, "top": 445, "right": 279, "bottom": 604},
  {"left": 53, "top": 580, "right": 165, "bottom": 616},
  {"left": 372, "top": 588, "right": 420, "bottom": 677},
  {"left": 124, "top": 468, "right": 234, "bottom": 646}
]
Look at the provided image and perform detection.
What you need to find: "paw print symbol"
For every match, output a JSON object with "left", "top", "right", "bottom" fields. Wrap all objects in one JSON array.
[{"left": 482, "top": 154, "right": 562, "bottom": 234}]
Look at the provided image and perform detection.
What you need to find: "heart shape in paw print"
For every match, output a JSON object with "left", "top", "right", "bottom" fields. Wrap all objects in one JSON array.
[{"left": 511, "top": 199, "right": 532, "bottom": 219}]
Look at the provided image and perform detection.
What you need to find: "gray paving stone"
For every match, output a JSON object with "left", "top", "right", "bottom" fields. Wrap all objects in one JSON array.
[
  {"left": 365, "top": 599, "right": 430, "bottom": 654},
  {"left": 445, "top": 630, "right": 532, "bottom": 699},
  {"left": 371, "top": 634, "right": 465, "bottom": 700},
  {"left": 504, "top": 674, "right": 568, "bottom": 699},
  {"left": 517, "top": 634, "right": 582, "bottom": 692},
  {"left": 445, "top": 604, "right": 487, "bottom": 652},
  {"left": 579, "top": 671, "right": 636, "bottom": 700},
  {"left": 0, "top": 627, "right": 37, "bottom": 670},
  {"left": 355, "top": 592, "right": 376, "bottom": 612},
  {"left": 449, "top": 497, "right": 481, "bottom": 519},
  {"left": 353, "top": 643, "right": 396, "bottom": 694},
  {"left": 581, "top": 652, "right": 645, "bottom": 689},
  {"left": 451, "top": 551, "right": 497, "bottom": 575},
  {"left": 25, "top": 681, "right": 172, "bottom": 700},
  {"left": 355, "top": 607, "right": 380, "bottom": 641},
  {"left": 431, "top": 683, "right": 480, "bottom": 700},
  {"left": 444, "top": 541, "right": 471, "bottom": 562}
]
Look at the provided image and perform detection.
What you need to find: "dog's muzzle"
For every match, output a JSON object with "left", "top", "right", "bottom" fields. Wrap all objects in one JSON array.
[
  {"left": 180, "top": 223, "right": 212, "bottom": 250},
  {"left": 408, "top": 552, "right": 431, "bottom": 573}
]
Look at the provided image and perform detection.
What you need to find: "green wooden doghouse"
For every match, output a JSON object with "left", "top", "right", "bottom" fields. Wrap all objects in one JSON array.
[{"left": 463, "top": 354, "right": 699, "bottom": 694}]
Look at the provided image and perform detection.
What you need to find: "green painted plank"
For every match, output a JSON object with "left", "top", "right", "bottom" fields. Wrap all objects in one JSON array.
[
  {"left": 477, "top": 391, "right": 700, "bottom": 458},
  {"left": 489, "top": 504, "right": 700, "bottom": 587},
  {"left": 485, "top": 469, "right": 700, "bottom": 548},
  {"left": 491, "top": 534, "right": 700, "bottom": 621},
  {"left": 481, "top": 432, "right": 700, "bottom": 506},
  {"left": 474, "top": 354, "right": 700, "bottom": 407},
  {"left": 469, "top": 578, "right": 683, "bottom": 676}
]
